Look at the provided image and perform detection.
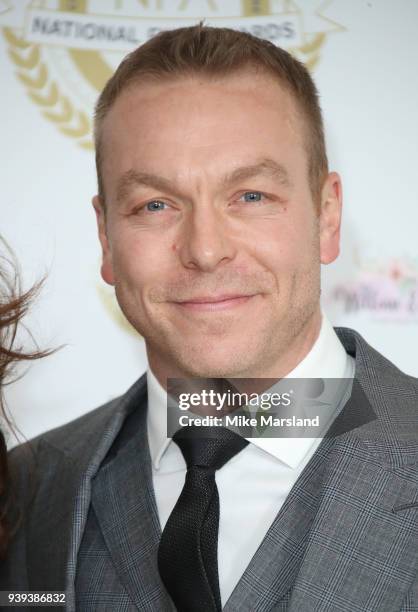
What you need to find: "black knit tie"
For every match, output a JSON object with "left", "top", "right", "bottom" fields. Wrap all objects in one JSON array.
[{"left": 157, "top": 426, "right": 249, "bottom": 612}]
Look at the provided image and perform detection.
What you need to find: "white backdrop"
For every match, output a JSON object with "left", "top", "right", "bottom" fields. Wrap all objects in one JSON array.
[{"left": 1, "top": 0, "right": 417, "bottom": 445}]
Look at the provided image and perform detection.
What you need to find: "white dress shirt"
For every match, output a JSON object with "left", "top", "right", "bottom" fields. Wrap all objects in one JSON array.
[{"left": 146, "top": 313, "right": 355, "bottom": 606}]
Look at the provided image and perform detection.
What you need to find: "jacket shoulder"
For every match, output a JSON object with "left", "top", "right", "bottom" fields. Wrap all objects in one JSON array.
[
  {"left": 335, "top": 325, "right": 418, "bottom": 388},
  {"left": 335, "top": 326, "right": 418, "bottom": 443},
  {"left": 8, "top": 373, "right": 148, "bottom": 474}
]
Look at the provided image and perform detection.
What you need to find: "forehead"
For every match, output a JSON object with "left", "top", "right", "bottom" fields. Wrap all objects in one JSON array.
[
  {"left": 99, "top": 71, "right": 307, "bottom": 189},
  {"left": 103, "top": 70, "right": 303, "bottom": 138}
]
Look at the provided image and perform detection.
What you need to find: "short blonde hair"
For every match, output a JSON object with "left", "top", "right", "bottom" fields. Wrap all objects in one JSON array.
[{"left": 94, "top": 23, "right": 328, "bottom": 206}]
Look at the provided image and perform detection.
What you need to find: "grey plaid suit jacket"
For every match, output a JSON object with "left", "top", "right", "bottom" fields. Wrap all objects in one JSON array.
[{"left": 1, "top": 327, "right": 418, "bottom": 611}]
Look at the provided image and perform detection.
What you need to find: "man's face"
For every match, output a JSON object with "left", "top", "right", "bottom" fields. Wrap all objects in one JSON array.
[{"left": 95, "top": 71, "right": 341, "bottom": 380}]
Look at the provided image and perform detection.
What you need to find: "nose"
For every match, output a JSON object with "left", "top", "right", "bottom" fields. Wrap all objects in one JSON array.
[{"left": 177, "top": 203, "right": 237, "bottom": 272}]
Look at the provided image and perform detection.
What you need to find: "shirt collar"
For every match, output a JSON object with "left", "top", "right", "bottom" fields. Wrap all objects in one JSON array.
[
  {"left": 147, "top": 313, "right": 354, "bottom": 470},
  {"left": 147, "top": 365, "right": 172, "bottom": 470}
]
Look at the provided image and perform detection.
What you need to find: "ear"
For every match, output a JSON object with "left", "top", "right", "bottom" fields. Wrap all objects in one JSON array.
[
  {"left": 92, "top": 195, "right": 115, "bottom": 286},
  {"left": 319, "top": 172, "right": 342, "bottom": 265}
]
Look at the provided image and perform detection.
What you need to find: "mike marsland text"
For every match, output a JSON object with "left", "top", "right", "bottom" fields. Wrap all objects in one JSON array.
[{"left": 178, "top": 414, "right": 320, "bottom": 428}]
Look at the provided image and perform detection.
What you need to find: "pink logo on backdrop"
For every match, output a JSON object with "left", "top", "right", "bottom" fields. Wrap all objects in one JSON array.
[{"left": 329, "top": 258, "right": 418, "bottom": 321}]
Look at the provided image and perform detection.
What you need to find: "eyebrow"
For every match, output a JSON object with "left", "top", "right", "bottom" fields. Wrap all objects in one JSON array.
[
  {"left": 222, "top": 158, "right": 292, "bottom": 188},
  {"left": 115, "top": 158, "right": 291, "bottom": 204},
  {"left": 116, "top": 169, "right": 181, "bottom": 204}
]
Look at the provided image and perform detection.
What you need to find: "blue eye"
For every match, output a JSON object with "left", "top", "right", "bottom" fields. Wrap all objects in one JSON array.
[
  {"left": 240, "top": 191, "right": 264, "bottom": 202},
  {"left": 146, "top": 200, "right": 166, "bottom": 212}
]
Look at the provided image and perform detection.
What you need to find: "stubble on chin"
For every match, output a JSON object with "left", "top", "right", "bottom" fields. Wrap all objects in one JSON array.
[{"left": 114, "top": 253, "right": 321, "bottom": 378}]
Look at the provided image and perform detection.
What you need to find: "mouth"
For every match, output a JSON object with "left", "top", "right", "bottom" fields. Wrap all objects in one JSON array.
[{"left": 172, "top": 293, "right": 257, "bottom": 312}]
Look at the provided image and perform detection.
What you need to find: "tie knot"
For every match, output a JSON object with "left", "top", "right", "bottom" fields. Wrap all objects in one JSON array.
[{"left": 172, "top": 426, "right": 249, "bottom": 471}]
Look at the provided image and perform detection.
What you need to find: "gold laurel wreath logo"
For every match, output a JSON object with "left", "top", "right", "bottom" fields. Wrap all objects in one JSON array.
[
  {"left": 3, "top": 24, "right": 325, "bottom": 149},
  {"left": 3, "top": 26, "right": 94, "bottom": 150}
]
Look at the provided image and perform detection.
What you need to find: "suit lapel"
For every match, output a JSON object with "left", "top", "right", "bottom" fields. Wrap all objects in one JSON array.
[
  {"left": 224, "top": 436, "right": 335, "bottom": 611},
  {"left": 91, "top": 389, "right": 172, "bottom": 611},
  {"left": 25, "top": 374, "right": 159, "bottom": 611},
  {"left": 33, "top": 374, "right": 171, "bottom": 611},
  {"left": 226, "top": 329, "right": 418, "bottom": 611},
  {"left": 25, "top": 397, "right": 134, "bottom": 609},
  {"left": 288, "top": 434, "right": 418, "bottom": 611},
  {"left": 293, "top": 329, "right": 418, "bottom": 611}
]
